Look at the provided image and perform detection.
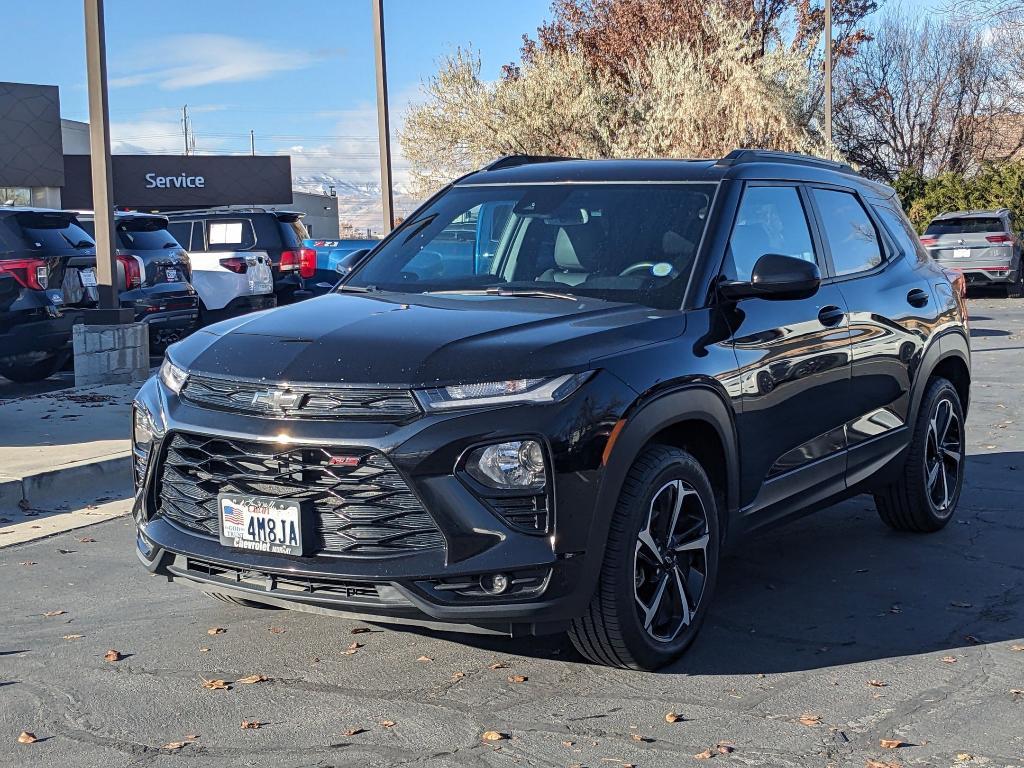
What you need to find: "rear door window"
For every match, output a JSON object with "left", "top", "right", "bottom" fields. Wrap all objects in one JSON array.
[
  {"left": 167, "top": 221, "right": 194, "bottom": 250},
  {"left": 925, "top": 217, "right": 1004, "bottom": 235},
  {"left": 876, "top": 206, "right": 929, "bottom": 264},
  {"left": 811, "top": 189, "right": 884, "bottom": 276},
  {"left": 9, "top": 212, "right": 95, "bottom": 253},
  {"left": 207, "top": 219, "right": 255, "bottom": 250}
]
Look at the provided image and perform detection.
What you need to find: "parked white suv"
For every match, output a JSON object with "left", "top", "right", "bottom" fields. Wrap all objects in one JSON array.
[{"left": 165, "top": 217, "right": 275, "bottom": 322}]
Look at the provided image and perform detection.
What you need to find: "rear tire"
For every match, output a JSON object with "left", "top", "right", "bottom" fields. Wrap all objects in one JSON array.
[
  {"left": 0, "top": 352, "right": 69, "bottom": 383},
  {"left": 205, "top": 592, "right": 283, "bottom": 610},
  {"left": 1006, "top": 271, "right": 1023, "bottom": 298},
  {"left": 874, "top": 377, "right": 965, "bottom": 532},
  {"left": 568, "top": 445, "right": 720, "bottom": 670}
]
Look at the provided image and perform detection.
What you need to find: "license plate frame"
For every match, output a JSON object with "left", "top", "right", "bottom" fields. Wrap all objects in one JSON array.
[
  {"left": 80, "top": 268, "right": 98, "bottom": 287},
  {"left": 218, "top": 494, "right": 306, "bottom": 556},
  {"left": 165, "top": 267, "right": 179, "bottom": 282},
  {"left": 953, "top": 248, "right": 971, "bottom": 259}
]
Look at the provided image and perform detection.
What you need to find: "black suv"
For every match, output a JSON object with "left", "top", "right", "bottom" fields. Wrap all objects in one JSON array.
[
  {"left": 133, "top": 152, "right": 971, "bottom": 670},
  {"left": 0, "top": 208, "right": 97, "bottom": 382},
  {"left": 164, "top": 209, "right": 314, "bottom": 309},
  {"left": 77, "top": 212, "right": 199, "bottom": 349}
]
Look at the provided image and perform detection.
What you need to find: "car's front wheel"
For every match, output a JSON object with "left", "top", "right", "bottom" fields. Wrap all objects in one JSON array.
[
  {"left": 0, "top": 352, "right": 68, "bottom": 383},
  {"left": 569, "top": 445, "right": 720, "bottom": 670},
  {"left": 874, "top": 377, "right": 965, "bottom": 532}
]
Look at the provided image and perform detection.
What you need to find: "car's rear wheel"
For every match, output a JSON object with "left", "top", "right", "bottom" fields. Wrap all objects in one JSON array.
[
  {"left": 205, "top": 591, "right": 283, "bottom": 610},
  {"left": 569, "top": 445, "right": 720, "bottom": 670},
  {"left": 874, "top": 377, "right": 965, "bottom": 532},
  {"left": 1006, "top": 270, "right": 1023, "bottom": 298},
  {"left": 0, "top": 352, "right": 69, "bottom": 383}
]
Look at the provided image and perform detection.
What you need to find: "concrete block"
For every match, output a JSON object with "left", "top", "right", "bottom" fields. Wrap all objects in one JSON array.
[{"left": 73, "top": 323, "right": 150, "bottom": 387}]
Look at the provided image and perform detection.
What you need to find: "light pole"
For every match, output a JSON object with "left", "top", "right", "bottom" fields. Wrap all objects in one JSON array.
[
  {"left": 824, "top": 0, "right": 833, "bottom": 155},
  {"left": 372, "top": 0, "right": 395, "bottom": 234},
  {"left": 83, "top": 0, "right": 117, "bottom": 310}
]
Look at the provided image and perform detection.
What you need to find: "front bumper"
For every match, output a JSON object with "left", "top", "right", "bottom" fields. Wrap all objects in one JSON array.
[{"left": 131, "top": 371, "right": 631, "bottom": 635}]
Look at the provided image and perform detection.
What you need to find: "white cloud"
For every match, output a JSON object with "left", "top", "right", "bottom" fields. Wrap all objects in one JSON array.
[
  {"left": 110, "top": 34, "right": 319, "bottom": 91},
  {"left": 109, "top": 119, "right": 230, "bottom": 155}
]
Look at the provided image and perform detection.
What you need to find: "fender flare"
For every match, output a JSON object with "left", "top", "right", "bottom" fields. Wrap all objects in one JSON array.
[
  {"left": 576, "top": 384, "right": 740, "bottom": 589},
  {"left": 908, "top": 328, "right": 971, "bottom": 427}
]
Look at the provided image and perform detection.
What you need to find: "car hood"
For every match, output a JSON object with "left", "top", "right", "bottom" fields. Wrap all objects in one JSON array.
[{"left": 170, "top": 292, "right": 684, "bottom": 386}]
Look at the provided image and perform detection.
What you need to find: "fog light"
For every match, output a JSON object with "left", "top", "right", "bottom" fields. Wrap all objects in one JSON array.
[
  {"left": 465, "top": 439, "right": 546, "bottom": 490},
  {"left": 481, "top": 573, "right": 510, "bottom": 595}
]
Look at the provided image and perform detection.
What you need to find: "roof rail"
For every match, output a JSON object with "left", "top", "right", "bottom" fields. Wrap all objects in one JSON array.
[
  {"left": 716, "top": 149, "right": 857, "bottom": 176},
  {"left": 483, "top": 155, "right": 574, "bottom": 171}
]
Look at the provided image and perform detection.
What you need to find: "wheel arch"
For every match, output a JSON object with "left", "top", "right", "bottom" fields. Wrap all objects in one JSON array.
[{"left": 912, "top": 329, "right": 971, "bottom": 425}]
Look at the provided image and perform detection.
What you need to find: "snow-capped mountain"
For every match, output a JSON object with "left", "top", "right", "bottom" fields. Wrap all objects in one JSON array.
[{"left": 292, "top": 173, "right": 421, "bottom": 236}]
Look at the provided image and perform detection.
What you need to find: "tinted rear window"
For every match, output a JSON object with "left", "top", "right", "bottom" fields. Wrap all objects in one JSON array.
[
  {"left": 5, "top": 212, "right": 94, "bottom": 252},
  {"left": 117, "top": 219, "right": 178, "bottom": 250},
  {"left": 925, "top": 217, "right": 1004, "bottom": 235},
  {"left": 277, "top": 218, "right": 309, "bottom": 248}
]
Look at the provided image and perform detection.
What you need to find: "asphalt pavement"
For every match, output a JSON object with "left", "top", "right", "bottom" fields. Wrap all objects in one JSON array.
[{"left": 1, "top": 296, "right": 1022, "bottom": 768}]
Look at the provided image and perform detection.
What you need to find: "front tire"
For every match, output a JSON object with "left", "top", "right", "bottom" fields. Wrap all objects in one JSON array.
[
  {"left": 569, "top": 445, "right": 720, "bottom": 670},
  {"left": 0, "top": 352, "right": 69, "bottom": 383},
  {"left": 874, "top": 377, "right": 965, "bottom": 532}
]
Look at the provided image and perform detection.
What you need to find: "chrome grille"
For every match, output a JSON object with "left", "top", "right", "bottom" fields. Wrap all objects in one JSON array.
[
  {"left": 156, "top": 432, "right": 444, "bottom": 556},
  {"left": 180, "top": 374, "right": 421, "bottom": 421}
]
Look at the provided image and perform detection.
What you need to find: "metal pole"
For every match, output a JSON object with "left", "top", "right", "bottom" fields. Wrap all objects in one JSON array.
[
  {"left": 182, "top": 104, "right": 189, "bottom": 155},
  {"left": 824, "top": 0, "right": 833, "bottom": 155},
  {"left": 371, "top": 0, "right": 395, "bottom": 234},
  {"left": 83, "top": 0, "right": 118, "bottom": 310},
  {"left": 250, "top": 129, "right": 255, "bottom": 156}
]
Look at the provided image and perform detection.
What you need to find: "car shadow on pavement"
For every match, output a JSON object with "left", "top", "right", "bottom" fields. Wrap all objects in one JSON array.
[{"left": 405, "top": 452, "right": 1024, "bottom": 673}]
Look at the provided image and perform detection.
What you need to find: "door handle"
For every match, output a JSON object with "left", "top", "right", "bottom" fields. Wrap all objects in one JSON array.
[
  {"left": 817, "top": 305, "right": 845, "bottom": 327},
  {"left": 907, "top": 288, "right": 930, "bottom": 308}
]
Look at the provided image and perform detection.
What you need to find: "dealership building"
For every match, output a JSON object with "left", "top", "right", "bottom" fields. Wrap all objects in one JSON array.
[{"left": 0, "top": 81, "right": 339, "bottom": 237}]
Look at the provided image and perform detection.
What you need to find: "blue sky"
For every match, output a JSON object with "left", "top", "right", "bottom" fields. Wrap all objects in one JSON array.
[{"left": 2, "top": 0, "right": 948, "bottom": 189}]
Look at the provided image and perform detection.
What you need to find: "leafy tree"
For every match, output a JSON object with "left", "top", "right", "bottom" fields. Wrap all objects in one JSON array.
[{"left": 902, "top": 163, "right": 1024, "bottom": 231}]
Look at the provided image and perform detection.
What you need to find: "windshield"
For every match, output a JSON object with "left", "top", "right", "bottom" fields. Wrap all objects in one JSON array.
[
  {"left": 344, "top": 183, "right": 717, "bottom": 310},
  {"left": 11, "top": 212, "right": 95, "bottom": 252}
]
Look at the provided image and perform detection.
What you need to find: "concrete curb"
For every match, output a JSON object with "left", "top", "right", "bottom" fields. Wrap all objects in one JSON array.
[{"left": 1, "top": 453, "right": 132, "bottom": 514}]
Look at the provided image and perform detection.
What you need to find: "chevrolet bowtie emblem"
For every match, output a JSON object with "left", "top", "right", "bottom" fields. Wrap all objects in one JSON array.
[{"left": 251, "top": 389, "right": 303, "bottom": 410}]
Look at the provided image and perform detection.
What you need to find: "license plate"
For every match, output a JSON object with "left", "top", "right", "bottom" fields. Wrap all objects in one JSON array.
[
  {"left": 953, "top": 248, "right": 971, "bottom": 259},
  {"left": 219, "top": 494, "right": 304, "bottom": 555},
  {"left": 80, "top": 268, "right": 98, "bottom": 287},
  {"left": 165, "top": 267, "right": 179, "bottom": 281}
]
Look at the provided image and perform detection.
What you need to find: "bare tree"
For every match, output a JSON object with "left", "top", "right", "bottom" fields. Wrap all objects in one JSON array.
[
  {"left": 945, "top": 0, "right": 1024, "bottom": 28},
  {"left": 834, "top": 13, "right": 1023, "bottom": 181}
]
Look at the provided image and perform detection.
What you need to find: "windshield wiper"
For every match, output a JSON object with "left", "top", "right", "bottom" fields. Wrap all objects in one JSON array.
[
  {"left": 335, "top": 284, "right": 378, "bottom": 293},
  {"left": 426, "top": 287, "right": 579, "bottom": 301}
]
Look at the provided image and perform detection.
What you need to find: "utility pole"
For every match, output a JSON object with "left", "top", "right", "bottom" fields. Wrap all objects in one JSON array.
[
  {"left": 823, "top": 0, "right": 833, "bottom": 156},
  {"left": 371, "top": 0, "right": 395, "bottom": 233},
  {"left": 182, "top": 104, "right": 190, "bottom": 155},
  {"left": 250, "top": 129, "right": 255, "bottom": 156},
  {"left": 83, "top": 0, "right": 118, "bottom": 310}
]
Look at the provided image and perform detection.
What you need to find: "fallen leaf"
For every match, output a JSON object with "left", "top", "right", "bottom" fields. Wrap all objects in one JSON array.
[
  {"left": 17, "top": 499, "right": 30, "bottom": 511},
  {"left": 161, "top": 741, "right": 187, "bottom": 751},
  {"left": 799, "top": 714, "right": 822, "bottom": 727},
  {"left": 950, "top": 601, "right": 972, "bottom": 608},
  {"left": 416, "top": 655, "right": 432, "bottom": 663},
  {"left": 342, "top": 727, "right": 365, "bottom": 736},
  {"left": 379, "top": 720, "right": 396, "bottom": 728},
  {"left": 481, "top": 730, "right": 507, "bottom": 741},
  {"left": 206, "top": 627, "right": 226, "bottom": 635},
  {"left": 19, "top": 561, "right": 36, "bottom": 566},
  {"left": 694, "top": 748, "right": 714, "bottom": 759},
  {"left": 201, "top": 677, "right": 230, "bottom": 690},
  {"left": 62, "top": 634, "right": 83, "bottom": 640},
  {"left": 451, "top": 671, "right": 465, "bottom": 681},
  {"left": 867, "top": 680, "right": 888, "bottom": 687},
  {"left": 17, "top": 731, "right": 37, "bottom": 744},
  {"left": 955, "top": 754, "right": 973, "bottom": 763},
  {"left": 78, "top": 536, "right": 96, "bottom": 543},
  {"left": 964, "top": 634, "right": 982, "bottom": 645},
  {"left": 665, "top": 712, "right": 685, "bottom": 723},
  {"left": 941, "top": 655, "right": 958, "bottom": 664},
  {"left": 1010, "top": 644, "right": 1024, "bottom": 652},
  {"left": 42, "top": 610, "right": 66, "bottom": 618},
  {"left": 717, "top": 741, "right": 736, "bottom": 754},
  {"left": 351, "top": 627, "right": 372, "bottom": 634},
  {"left": 1010, "top": 688, "right": 1024, "bottom": 696},
  {"left": 184, "top": 734, "right": 200, "bottom": 741},
  {"left": 879, "top": 739, "right": 904, "bottom": 749},
  {"left": 487, "top": 661, "right": 508, "bottom": 670},
  {"left": 888, "top": 604, "right": 902, "bottom": 614},
  {"left": 562, "top": 740, "right": 575, "bottom": 747},
  {"left": 631, "top": 733, "right": 652, "bottom": 743},
  {"left": 268, "top": 626, "right": 285, "bottom": 634},
  {"left": 866, "top": 760, "right": 900, "bottom": 768},
  {"left": 103, "top": 649, "right": 123, "bottom": 662},
  {"left": 198, "top": 647, "right": 210, "bottom": 653},
  {"left": 240, "top": 720, "right": 263, "bottom": 730},
  {"left": 341, "top": 645, "right": 360, "bottom": 655},
  {"left": 236, "top": 674, "right": 268, "bottom": 685},
  {"left": 507, "top": 674, "right": 528, "bottom": 683}
]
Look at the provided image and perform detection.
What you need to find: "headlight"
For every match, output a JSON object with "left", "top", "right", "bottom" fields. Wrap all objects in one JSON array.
[
  {"left": 132, "top": 405, "right": 157, "bottom": 453},
  {"left": 416, "top": 371, "right": 592, "bottom": 411},
  {"left": 159, "top": 357, "right": 188, "bottom": 394},
  {"left": 465, "top": 439, "right": 547, "bottom": 490}
]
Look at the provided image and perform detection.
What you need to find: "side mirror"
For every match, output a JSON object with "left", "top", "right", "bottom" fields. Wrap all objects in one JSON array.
[
  {"left": 334, "top": 248, "right": 370, "bottom": 276},
  {"left": 720, "top": 253, "right": 821, "bottom": 301}
]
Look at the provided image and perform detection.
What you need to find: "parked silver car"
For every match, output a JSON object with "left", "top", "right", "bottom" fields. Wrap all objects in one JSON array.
[{"left": 921, "top": 208, "right": 1022, "bottom": 297}]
